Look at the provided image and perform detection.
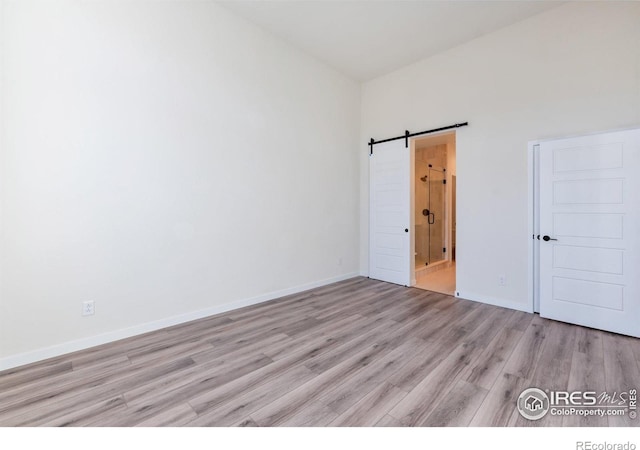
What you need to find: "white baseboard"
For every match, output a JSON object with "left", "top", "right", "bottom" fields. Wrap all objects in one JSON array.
[
  {"left": 0, "top": 272, "right": 360, "bottom": 371},
  {"left": 455, "top": 289, "right": 534, "bottom": 313}
]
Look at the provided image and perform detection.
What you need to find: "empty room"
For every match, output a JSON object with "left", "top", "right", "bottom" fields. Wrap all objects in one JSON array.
[{"left": 1, "top": 0, "right": 640, "bottom": 440}]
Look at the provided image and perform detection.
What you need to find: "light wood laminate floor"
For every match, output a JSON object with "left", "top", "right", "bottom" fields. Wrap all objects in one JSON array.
[{"left": 1, "top": 277, "right": 639, "bottom": 427}]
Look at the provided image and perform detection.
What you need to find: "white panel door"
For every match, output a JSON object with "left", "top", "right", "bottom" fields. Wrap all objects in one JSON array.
[
  {"left": 369, "top": 140, "right": 411, "bottom": 286},
  {"left": 539, "top": 128, "right": 640, "bottom": 337}
]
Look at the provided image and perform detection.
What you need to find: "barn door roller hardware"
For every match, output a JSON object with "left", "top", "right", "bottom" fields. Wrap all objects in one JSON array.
[{"left": 369, "top": 122, "right": 468, "bottom": 155}]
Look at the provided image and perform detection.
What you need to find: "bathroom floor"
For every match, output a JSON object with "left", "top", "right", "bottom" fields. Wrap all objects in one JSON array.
[
  {"left": 414, "top": 257, "right": 429, "bottom": 268},
  {"left": 415, "top": 262, "right": 456, "bottom": 295}
]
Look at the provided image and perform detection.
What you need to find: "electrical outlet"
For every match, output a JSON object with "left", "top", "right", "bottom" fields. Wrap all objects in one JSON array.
[
  {"left": 499, "top": 274, "right": 507, "bottom": 286},
  {"left": 82, "top": 301, "right": 95, "bottom": 316},
  {"left": 337, "top": 257, "right": 343, "bottom": 266}
]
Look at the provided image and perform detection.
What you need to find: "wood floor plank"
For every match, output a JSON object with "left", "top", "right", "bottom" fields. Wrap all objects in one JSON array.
[
  {"left": 303, "top": 319, "right": 400, "bottom": 374},
  {"left": 384, "top": 299, "right": 434, "bottom": 324},
  {"left": 118, "top": 352, "right": 248, "bottom": 406},
  {"left": 567, "top": 326, "right": 607, "bottom": 427},
  {"left": 0, "top": 356, "right": 131, "bottom": 414},
  {"left": 135, "top": 404, "right": 198, "bottom": 427},
  {"left": 575, "top": 326, "right": 603, "bottom": 356},
  {"left": 171, "top": 302, "right": 315, "bottom": 346},
  {"left": 246, "top": 278, "right": 384, "bottom": 320},
  {"left": 276, "top": 404, "right": 338, "bottom": 427},
  {"left": 388, "top": 342, "right": 482, "bottom": 426},
  {"left": 502, "top": 321, "right": 547, "bottom": 380},
  {"left": 187, "top": 365, "right": 317, "bottom": 426},
  {"left": 0, "top": 276, "right": 628, "bottom": 428},
  {"left": 462, "top": 307, "right": 515, "bottom": 348},
  {"left": 109, "top": 354, "right": 273, "bottom": 426},
  {"left": 330, "top": 382, "right": 407, "bottom": 427},
  {"left": 218, "top": 277, "right": 365, "bottom": 322},
  {"left": 421, "top": 292, "right": 461, "bottom": 311},
  {"left": 312, "top": 283, "right": 402, "bottom": 322},
  {"left": 187, "top": 332, "right": 357, "bottom": 417},
  {"left": 190, "top": 333, "right": 292, "bottom": 365},
  {"left": 87, "top": 362, "right": 272, "bottom": 426},
  {"left": 563, "top": 342, "right": 607, "bottom": 427},
  {"left": 0, "top": 361, "right": 73, "bottom": 391},
  {"left": 415, "top": 301, "right": 485, "bottom": 343},
  {"left": 261, "top": 314, "right": 368, "bottom": 360},
  {"left": 386, "top": 339, "right": 447, "bottom": 392},
  {"left": 0, "top": 357, "right": 196, "bottom": 426},
  {"left": 374, "top": 414, "right": 403, "bottom": 427},
  {"left": 462, "top": 327, "right": 524, "bottom": 390},
  {"left": 420, "top": 380, "right": 488, "bottom": 426},
  {"left": 19, "top": 330, "right": 167, "bottom": 373},
  {"left": 68, "top": 329, "right": 192, "bottom": 370},
  {"left": 533, "top": 319, "right": 576, "bottom": 379},
  {"left": 429, "top": 303, "right": 495, "bottom": 345},
  {"left": 250, "top": 343, "right": 392, "bottom": 426},
  {"left": 235, "top": 417, "right": 259, "bottom": 427},
  {"left": 505, "top": 311, "right": 535, "bottom": 332},
  {"left": 512, "top": 319, "right": 576, "bottom": 427},
  {"left": 357, "top": 288, "right": 435, "bottom": 322},
  {"left": 127, "top": 338, "right": 214, "bottom": 367},
  {"left": 469, "top": 372, "right": 529, "bottom": 426},
  {"left": 317, "top": 339, "right": 423, "bottom": 415},
  {"left": 39, "top": 396, "right": 128, "bottom": 427},
  {"left": 204, "top": 308, "right": 318, "bottom": 348},
  {"left": 626, "top": 337, "right": 640, "bottom": 371},
  {"left": 602, "top": 333, "right": 640, "bottom": 427}
]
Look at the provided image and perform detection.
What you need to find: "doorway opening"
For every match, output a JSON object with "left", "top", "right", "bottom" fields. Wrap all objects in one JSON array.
[{"left": 412, "top": 132, "right": 456, "bottom": 295}]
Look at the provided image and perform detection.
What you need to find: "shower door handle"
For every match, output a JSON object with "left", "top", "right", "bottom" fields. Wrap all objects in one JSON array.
[{"left": 428, "top": 212, "right": 435, "bottom": 225}]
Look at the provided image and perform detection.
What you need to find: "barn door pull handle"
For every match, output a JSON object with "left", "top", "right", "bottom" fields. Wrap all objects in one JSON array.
[
  {"left": 542, "top": 235, "right": 558, "bottom": 242},
  {"left": 428, "top": 212, "right": 435, "bottom": 225}
]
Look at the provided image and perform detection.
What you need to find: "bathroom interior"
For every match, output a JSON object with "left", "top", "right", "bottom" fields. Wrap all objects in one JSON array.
[{"left": 413, "top": 132, "right": 456, "bottom": 295}]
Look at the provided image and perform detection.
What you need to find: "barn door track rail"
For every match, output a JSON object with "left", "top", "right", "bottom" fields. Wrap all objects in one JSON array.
[{"left": 369, "top": 122, "right": 468, "bottom": 155}]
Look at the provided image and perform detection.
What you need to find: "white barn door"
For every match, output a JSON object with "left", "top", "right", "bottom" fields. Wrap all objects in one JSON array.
[
  {"left": 369, "top": 140, "right": 411, "bottom": 286},
  {"left": 539, "top": 128, "right": 640, "bottom": 337}
]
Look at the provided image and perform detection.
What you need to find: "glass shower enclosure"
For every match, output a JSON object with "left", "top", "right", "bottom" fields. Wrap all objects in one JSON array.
[{"left": 415, "top": 165, "right": 446, "bottom": 267}]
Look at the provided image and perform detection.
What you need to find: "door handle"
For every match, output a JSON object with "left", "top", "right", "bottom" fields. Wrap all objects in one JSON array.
[
  {"left": 428, "top": 212, "right": 435, "bottom": 225},
  {"left": 542, "top": 235, "right": 558, "bottom": 242}
]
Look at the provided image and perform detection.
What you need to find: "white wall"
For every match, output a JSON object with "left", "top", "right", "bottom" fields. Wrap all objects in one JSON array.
[
  {"left": 0, "top": 1, "right": 360, "bottom": 368},
  {"left": 0, "top": 1, "right": 5, "bottom": 349},
  {"left": 360, "top": 2, "right": 640, "bottom": 310}
]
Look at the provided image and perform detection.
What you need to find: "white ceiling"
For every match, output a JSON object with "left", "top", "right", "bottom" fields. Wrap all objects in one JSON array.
[{"left": 218, "top": 1, "right": 562, "bottom": 81}]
